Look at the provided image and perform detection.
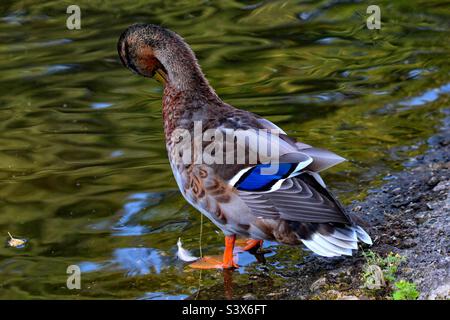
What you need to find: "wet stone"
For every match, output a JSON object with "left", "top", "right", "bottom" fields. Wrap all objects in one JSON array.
[
  {"left": 427, "top": 176, "right": 439, "bottom": 187},
  {"left": 310, "top": 277, "right": 327, "bottom": 293},
  {"left": 242, "top": 293, "right": 256, "bottom": 300}
]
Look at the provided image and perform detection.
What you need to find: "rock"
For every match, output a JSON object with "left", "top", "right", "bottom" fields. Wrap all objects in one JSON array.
[
  {"left": 310, "top": 277, "right": 327, "bottom": 293},
  {"left": 364, "top": 265, "right": 386, "bottom": 290},
  {"left": 324, "top": 290, "right": 340, "bottom": 297},
  {"left": 427, "top": 176, "right": 439, "bottom": 187},
  {"left": 401, "top": 238, "right": 417, "bottom": 249},
  {"left": 433, "top": 181, "right": 449, "bottom": 192},
  {"left": 242, "top": 293, "right": 257, "bottom": 300},
  {"left": 392, "top": 187, "right": 402, "bottom": 194},
  {"left": 426, "top": 283, "right": 450, "bottom": 300},
  {"left": 403, "top": 219, "right": 416, "bottom": 228},
  {"left": 414, "top": 213, "right": 427, "bottom": 224}
]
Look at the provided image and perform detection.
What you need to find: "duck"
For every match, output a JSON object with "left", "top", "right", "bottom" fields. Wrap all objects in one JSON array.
[{"left": 117, "top": 24, "right": 372, "bottom": 269}]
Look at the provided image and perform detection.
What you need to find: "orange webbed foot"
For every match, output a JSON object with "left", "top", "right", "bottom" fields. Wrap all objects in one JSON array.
[
  {"left": 188, "top": 235, "right": 240, "bottom": 269},
  {"left": 188, "top": 255, "right": 225, "bottom": 269},
  {"left": 188, "top": 255, "right": 239, "bottom": 269}
]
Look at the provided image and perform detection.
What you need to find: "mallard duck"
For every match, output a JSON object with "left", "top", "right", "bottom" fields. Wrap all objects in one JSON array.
[{"left": 117, "top": 24, "right": 372, "bottom": 269}]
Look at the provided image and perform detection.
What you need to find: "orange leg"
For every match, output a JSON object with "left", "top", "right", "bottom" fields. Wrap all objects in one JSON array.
[
  {"left": 223, "top": 235, "right": 239, "bottom": 269},
  {"left": 188, "top": 235, "right": 239, "bottom": 269}
]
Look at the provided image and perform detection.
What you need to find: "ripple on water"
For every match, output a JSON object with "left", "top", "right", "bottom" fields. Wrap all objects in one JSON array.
[
  {"left": 90, "top": 102, "right": 113, "bottom": 109},
  {"left": 112, "top": 248, "right": 169, "bottom": 276},
  {"left": 138, "top": 292, "right": 188, "bottom": 300}
]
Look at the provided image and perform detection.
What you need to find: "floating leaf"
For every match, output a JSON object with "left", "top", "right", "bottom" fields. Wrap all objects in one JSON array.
[{"left": 7, "top": 232, "right": 26, "bottom": 248}]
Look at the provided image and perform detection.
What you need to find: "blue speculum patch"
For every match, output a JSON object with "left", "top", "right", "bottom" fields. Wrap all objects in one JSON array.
[{"left": 235, "top": 163, "right": 296, "bottom": 191}]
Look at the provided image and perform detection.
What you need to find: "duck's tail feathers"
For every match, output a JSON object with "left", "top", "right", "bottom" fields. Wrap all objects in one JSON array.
[
  {"left": 355, "top": 225, "right": 373, "bottom": 245},
  {"left": 300, "top": 224, "right": 372, "bottom": 258}
]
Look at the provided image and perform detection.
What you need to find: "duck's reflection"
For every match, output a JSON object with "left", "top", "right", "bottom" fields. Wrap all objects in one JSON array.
[
  {"left": 223, "top": 269, "right": 234, "bottom": 300},
  {"left": 193, "top": 250, "right": 270, "bottom": 300},
  {"left": 224, "top": 251, "right": 268, "bottom": 299}
]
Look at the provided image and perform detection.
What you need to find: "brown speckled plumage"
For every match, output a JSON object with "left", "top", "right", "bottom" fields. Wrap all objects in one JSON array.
[{"left": 118, "top": 24, "right": 372, "bottom": 264}]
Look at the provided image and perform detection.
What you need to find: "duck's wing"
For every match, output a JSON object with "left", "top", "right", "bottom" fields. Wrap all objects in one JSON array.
[
  {"left": 215, "top": 109, "right": 346, "bottom": 171},
  {"left": 254, "top": 117, "right": 347, "bottom": 172},
  {"left": 236, "top": 172, "right": 349, "bottom": 224},
  {"left": 233, "top": 171, "right": 372, "bottom": 256},
  {"left": 216, "top": 124, "right": 358, "bottom": 224}
]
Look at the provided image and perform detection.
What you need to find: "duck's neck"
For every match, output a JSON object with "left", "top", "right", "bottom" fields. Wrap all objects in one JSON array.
[
  {"left": 156, "top": 39, "right": 222, "bottom": 139},
  {"left": 153, "top": 34, "right": 215, "bottom": 94},
  {"left": 161, "top": 80, "right": 222, "bottom": 141}
]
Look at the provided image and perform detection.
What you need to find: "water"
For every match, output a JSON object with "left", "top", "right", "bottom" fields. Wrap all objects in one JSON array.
[{"left": 0, "top": 0, "right": 448, "bottom": 299}]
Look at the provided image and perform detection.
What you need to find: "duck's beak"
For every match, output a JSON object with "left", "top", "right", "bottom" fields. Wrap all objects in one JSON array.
[{"left": 154, "top": 68, "right": 168, "bottom": 84}]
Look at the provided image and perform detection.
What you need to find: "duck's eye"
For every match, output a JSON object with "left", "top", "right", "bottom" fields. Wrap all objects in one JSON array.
[
  {"left": 119, "top": 41, "right": 140, "bottom": 75},
  {"left": 118, "top": 39, "right": 157, "bottom": 78}
]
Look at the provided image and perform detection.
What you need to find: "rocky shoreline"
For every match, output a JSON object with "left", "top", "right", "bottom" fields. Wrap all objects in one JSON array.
[{"left": 274, "top": 109, "right": 449, "bottom": 300}]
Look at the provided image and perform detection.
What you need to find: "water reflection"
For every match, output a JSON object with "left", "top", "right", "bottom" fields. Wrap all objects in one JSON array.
[
  {"left": 110, "top": 192, "right": 163, "bottom": 236},
  {"left": 112, "top": 248, "right": 167, "bottom": 276},
  {"left": 90, "top": 102, "right": 113, "bottom": 110},
  {"left": 139, "top": 292, "right": 188, "bottom": 300},
  {"left": 399, "top": 83, "right": 450, "bottom": 109},
  {"left": 78, "top": 261, "right": 104, "bottom": 273}
]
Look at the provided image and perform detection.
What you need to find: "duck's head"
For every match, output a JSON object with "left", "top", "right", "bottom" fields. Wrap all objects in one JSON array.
[
  {"left": 117, "top": 24, "right": 169, "bottom": 83},
  {"left": 117, "top": 24, "right": 206, "bottom": 89}
]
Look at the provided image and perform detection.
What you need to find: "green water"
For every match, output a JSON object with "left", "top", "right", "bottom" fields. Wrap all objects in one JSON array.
[{"left": 0, "top": 0, "right": 448, "bottom": 299}]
